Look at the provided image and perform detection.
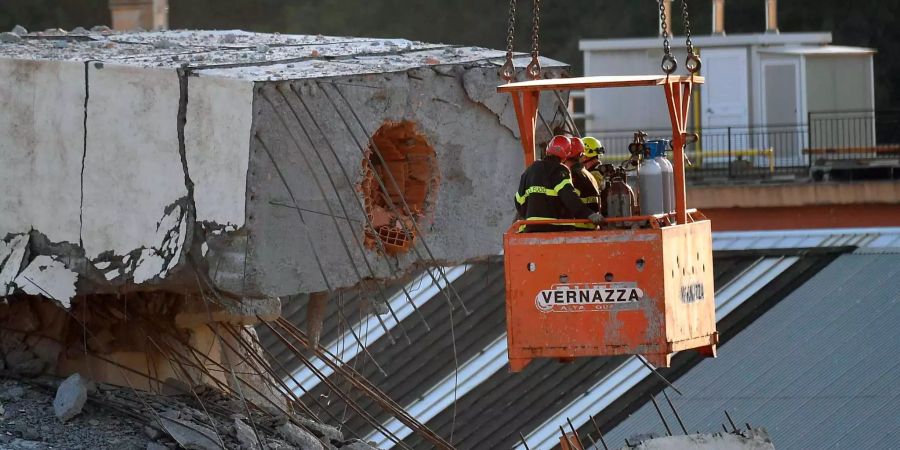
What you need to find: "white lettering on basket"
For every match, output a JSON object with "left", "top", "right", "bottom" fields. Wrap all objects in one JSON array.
[{"left": 535, "top": 283, "right": 644, "bottom": 313}]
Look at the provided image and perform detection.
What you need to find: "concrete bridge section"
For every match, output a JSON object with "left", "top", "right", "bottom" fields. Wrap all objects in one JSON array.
[{"left": 0, "top": 29, "right": 569, "bottom": 306}]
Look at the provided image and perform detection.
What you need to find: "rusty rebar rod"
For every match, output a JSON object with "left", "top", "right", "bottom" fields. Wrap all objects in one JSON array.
[{"left": 273, "top": 318, "right": 454, "bottom": 450}]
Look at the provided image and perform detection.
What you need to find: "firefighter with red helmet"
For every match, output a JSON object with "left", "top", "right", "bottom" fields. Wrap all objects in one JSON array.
[{"left": 515, "top": 135, "right": 603, "bottom": 232}]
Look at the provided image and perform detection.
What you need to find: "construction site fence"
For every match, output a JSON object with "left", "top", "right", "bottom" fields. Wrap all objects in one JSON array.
[{"left": 583, "top": 110, "right": 900, "bottom": 182}]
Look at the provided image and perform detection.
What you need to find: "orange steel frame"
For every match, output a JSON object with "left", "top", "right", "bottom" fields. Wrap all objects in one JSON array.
[
  {"left": 498, "top": 75, "right": 717, "bottom": 372},
  {"left": 497, "top": 75, "right": 702, "bottom": 225}
]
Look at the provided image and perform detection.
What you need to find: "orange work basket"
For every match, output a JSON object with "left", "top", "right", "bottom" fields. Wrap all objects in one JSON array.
[{"left": 498, "top": 75, "right": 718, "bottom": 371}]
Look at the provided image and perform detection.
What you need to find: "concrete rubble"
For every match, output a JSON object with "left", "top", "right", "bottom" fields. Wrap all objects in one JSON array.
[
  {"left": 158, "top": 415, "right": 222, "bottom": 450},
  {"left": 234, "top": 416, "right": 262, "bottom": 450},
  {"left": 0, "top": 375, "right": 377, "bottom": 449},
  {"left": 52, "top": 373, "right": 89, "bottom": 422},
  {"left": 622, "top": 429, "right": 776, "bottom": 450},
  {"left": 277, "top": 421, "right": 325, "bottom": 450}
]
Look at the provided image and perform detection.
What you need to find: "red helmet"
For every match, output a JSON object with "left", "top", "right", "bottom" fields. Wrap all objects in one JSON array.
[
  {"left": 545, "top": 135, "right": 571, "bottom": 159},
  {"left": 568, "top": 137, "right": 585, "bottom": 159}
]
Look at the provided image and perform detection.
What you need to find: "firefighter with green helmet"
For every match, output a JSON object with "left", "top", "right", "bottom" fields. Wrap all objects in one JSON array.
[{"left": 568, "top": 137, "right": 601, "bottom": 213}]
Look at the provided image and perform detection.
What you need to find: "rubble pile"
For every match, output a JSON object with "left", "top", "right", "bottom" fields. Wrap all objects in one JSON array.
[{"left": 0, "top": 374, "right": 379, "bottom": 450}]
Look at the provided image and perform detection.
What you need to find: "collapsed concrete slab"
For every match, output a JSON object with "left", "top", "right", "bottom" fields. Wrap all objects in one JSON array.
[
  {"left": 0, "top": 29, "right": 569, "bottom": 404},
  {"left": 0, "top": 29, "right": 568, "bottom": 302}
]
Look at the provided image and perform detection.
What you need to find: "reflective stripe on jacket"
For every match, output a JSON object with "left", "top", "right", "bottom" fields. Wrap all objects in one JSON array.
[
  {"left": 571, "top": 164, "right": 600, "bottom": 213},
  {"left": 515, "top": 159, "right": 596, "bottom": 233}
]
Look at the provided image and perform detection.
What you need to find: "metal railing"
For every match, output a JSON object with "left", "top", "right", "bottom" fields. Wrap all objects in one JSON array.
[{"left": 583, "top": 110, "right": 900, "bottom": 183}]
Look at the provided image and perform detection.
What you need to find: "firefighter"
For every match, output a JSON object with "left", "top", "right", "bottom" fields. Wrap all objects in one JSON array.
[
  {"left": 515, "top": 135, "right": 603, "bottom": 233},
  {"left": 568, "top": 137, "right": 601, "bottom": 213},
  {"left": 580, "top": 136, "right": 605, "bottom": 186}
]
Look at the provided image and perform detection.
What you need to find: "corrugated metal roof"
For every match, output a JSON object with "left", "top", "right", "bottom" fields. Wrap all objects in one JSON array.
[
  {"left": 712, "top": 227, "right": 900, "bottom": 251},
  {"left": 603, "top": 253, "right": 900, "bottom": 449},
  {"left": 259, "top": 228, "right": 897, "bottom": 448},
  {"left": 394, "top": 255, "right": 763, "bottom": 450},
  {"left": 301, "top": 261, "right": 509, "bottom": 438},
  {"left": 518, "top": 256, "right": 799, "bottom": 450},
  {"left": 284, "top": 266, "right": 468, "bottom": 395}
]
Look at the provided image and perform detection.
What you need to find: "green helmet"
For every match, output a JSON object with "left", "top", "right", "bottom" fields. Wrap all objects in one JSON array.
[{"left": 581, "top": 136, "right": 605, "bottom": 159}]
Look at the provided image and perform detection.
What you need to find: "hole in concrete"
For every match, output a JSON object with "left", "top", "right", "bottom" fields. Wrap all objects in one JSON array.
[{"left": 360, "top": 121, "right": 439, "bottom": 255}]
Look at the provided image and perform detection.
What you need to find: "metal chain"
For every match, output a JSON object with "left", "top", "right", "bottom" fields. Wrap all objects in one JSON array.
[
  {"left": 500, "top": 0, "right": 517, "bottom": 81},
  {"left": 659, "top": 0, "right": 676, "bottom": 74},
  {"left": 525, "top": 0, "right": 542, "bottom": 80},
  {"left": 681, "top": 0, "right": 702, "bottom": 73}
]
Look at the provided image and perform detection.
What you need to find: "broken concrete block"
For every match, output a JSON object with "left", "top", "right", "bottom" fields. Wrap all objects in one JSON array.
[
  {"left": 0, "top": 32, "right": 21, "bottom": 44},
  {"left": 143, "top": 425, "right": 162, "bottom": 440},
  {"left": 0, "top": 385, "right": 26, "bottom": 401},
  {"left": 159, "top": 415, "right": 222, "bottom": 450},
  {"left": 0, "top": 235, "right": 29, "bottom": 296},
  {"left": 233, "top": 417, "right": 261, "bottom": 450},
  {"left": 295, "top": 415, "right": 343, "bottom": 443},
  {"left": 340, "top": 440, "right": 379, "bottom": 450},
  {"left": 276, "top": 422, "right": 324, "bottom": 450},
  {"left": 14, "top": 256, "right": 77, "bottom": 308},
  {"left": 624, "top": 430, "right": 776, "bottom": 450},
  {"left": 6, "top": 439, "right": 45, "bottom": 450},
  {"left": 53, "top": 373, "right": 89, "bottom": 422}
]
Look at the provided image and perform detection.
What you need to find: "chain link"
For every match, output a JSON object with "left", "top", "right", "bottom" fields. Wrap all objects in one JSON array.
[
  {"left": 525, "top": 0, "right": 542, "bottom": 79},
  {"left": 659, "top": 0, "right": 670, "bottom": 56},
  {"left": 681, "top": 0, "right": 693, "bottom": 54},
  {"left": 659, "top": 0, "right": 677, "bottom": 74},
  {"left": 681, "top": 0, "right": 702, "bottom": 73},
  {"left": 500, "top": 0, "right": 518, "bottom": 81}
]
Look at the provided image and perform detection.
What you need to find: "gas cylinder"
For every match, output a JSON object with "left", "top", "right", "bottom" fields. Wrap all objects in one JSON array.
[
  {"left": 638, "top": 150, "right": 664, "bottom": 215},
  {"left": 597, "top": 163, "right": 616, "bottom": 217},
  {"left": 606, "top": 168, "right": 636, "bottom": 218},
  {"left": 626, "top": 172, "right": 641, "bottom": 214},
  {"left": 645, "top": 139, "right": 675, "bottom": 214},
  {"left": 649, "top": 140, "right": 675, "bottom": 214}
]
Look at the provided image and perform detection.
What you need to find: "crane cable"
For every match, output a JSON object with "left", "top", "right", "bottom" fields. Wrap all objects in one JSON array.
[
  {"left": 500, "top": 0, "right": 543, "bottom": 82},
  {"left": 499, "top": 0, "right": 517, "bottom": 82},
  {"left": 658, "top": 0, "right": 676, "bottom": 74},
  {"left": 525, "top": 0, "right": 542, "bottom": 80},
  {"left": 659, "top": 0, "right": 702, "bottom": 75},
  {"left": 681, "top": 0, "right": 702, "bottom": 73}
]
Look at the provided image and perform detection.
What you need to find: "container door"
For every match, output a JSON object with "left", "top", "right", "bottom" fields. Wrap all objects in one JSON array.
[
  {"left": 699, "top": 48, "right": 751, "bottom": 167},
  {"left": 762, "top": 60, "right": 804, "bottom": 166}
]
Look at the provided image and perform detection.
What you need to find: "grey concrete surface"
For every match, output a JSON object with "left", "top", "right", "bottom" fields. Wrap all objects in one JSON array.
[{"left": 0, "top": 29, "right": 569, "bottom": 301}]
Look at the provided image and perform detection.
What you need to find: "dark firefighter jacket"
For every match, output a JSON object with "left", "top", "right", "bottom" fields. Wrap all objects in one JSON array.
[
  {"left": 515, "top": 158, "right": 596, "bottom": 232},
  {"left": 571, "top": 163, "right": 600, "bottom": 213}
]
